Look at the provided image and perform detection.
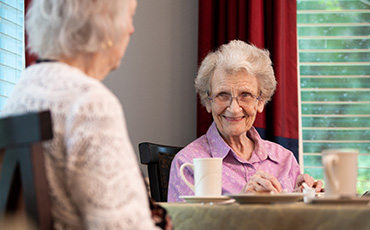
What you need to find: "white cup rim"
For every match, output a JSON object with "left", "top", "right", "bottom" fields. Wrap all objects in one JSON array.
[{"left": 322, "top": 149, "right": 359, "bottom": 155}]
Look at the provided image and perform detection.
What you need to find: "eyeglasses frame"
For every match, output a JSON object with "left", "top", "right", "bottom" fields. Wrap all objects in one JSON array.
[{"left": 207, "top": 91, "right": 261, "bottom": 107}]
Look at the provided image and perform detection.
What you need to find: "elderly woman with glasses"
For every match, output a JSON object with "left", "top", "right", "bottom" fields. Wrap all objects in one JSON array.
[
  {"left": 1, "top": 0, "right": 174, "bottom": 229},
  {"left": 168, "top": 40, "right": 322, "bottom": 202}
]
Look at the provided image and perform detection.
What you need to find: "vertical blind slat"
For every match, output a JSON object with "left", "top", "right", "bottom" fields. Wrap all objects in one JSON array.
[
  {"left": 0, "top": 0, "right": 23, "bottom": 112},
  {"left": 297, "top": 0, "right": 370, "bottom": 194}
]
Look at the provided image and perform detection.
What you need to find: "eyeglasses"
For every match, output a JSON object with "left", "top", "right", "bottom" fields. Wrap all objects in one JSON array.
[{"left": 208, "top": 92, "right": 261, "bottom": 107}]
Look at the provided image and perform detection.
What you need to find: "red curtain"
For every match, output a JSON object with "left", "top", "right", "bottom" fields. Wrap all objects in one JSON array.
[
  {"left": 197, "top": 0, "right": 299, "bottom": 159},
  {"left": 25, "top": 0, "right": 37, "bottom": 67}
]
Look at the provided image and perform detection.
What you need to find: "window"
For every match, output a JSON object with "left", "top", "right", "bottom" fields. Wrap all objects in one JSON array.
[
  {"left": 0, "top": 0, "right": 24, "bottom": 113},
  {"left": 297, "top": 0, "right": 370, "bottom": 194}
]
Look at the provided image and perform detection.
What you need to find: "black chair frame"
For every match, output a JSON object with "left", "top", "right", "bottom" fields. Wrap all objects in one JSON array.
[
  {"left": 139, "top": 142, "right": 182, "bottom": 202},
  {"left": 0, "top": 111, "right": 53, "bottom": 230}
]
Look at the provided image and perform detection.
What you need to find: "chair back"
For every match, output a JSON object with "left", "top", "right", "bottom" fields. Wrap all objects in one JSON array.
[
  {"left": 139, "top": 142, "right": 182, "bottom": 202},
  {"left": 0, "top": 111, "right": 53, "bottom": 230}
]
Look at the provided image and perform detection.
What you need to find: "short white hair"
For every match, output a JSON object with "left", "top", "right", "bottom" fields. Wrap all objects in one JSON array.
[
  {"left": 195, "top": 40, "right": 277, "bottom": 106},
  {"left": 26, "top": 0, "right": 131, "bottom": 58}
]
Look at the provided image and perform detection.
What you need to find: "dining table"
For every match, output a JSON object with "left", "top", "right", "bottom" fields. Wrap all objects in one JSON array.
[{"left": 160, "top": 198, "right": 370, "bottom": 230}]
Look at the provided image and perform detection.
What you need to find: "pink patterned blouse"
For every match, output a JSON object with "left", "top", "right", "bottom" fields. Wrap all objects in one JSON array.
[{"left": 168, "top": 122, "right": 301, "bottom": 202}]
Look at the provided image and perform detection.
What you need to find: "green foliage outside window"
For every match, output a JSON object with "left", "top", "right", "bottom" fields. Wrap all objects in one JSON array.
[{"left": 297, "top": 0, "right": 370, "bottom": 194}]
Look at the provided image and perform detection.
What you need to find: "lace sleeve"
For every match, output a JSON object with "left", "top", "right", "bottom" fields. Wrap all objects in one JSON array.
[{"left": 64, "top": 90, "right": 159, "bottom": 230}]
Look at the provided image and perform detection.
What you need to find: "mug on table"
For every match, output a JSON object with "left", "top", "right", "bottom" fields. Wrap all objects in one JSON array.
[
  {"left": 179, "top": 158, "right": 222, "bottom": 197},
  {"left": 322, "top": 149, "right": 359, "bottom": 197}
]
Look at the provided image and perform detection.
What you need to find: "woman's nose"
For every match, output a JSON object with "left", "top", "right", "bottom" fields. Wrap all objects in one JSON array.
[{"left": 227, "top": 97, "right": 242, "bottom": 111}]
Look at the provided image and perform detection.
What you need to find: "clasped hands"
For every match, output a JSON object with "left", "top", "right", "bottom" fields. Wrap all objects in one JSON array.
[{"left": 242, "top": 170, "right": 323, "bottom": 193}]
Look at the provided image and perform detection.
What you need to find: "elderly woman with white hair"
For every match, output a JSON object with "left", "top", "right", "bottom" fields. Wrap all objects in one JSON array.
[
  {"left": 1, "top": 0, "right": 170, "bottom": 229},
  {"left": 168, "top": 40, "right": 322, "bottom": 202}
]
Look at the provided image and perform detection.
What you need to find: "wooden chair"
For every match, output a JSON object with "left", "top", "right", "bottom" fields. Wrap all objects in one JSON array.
[
  {"left": 0, "top": 111, "right": 53, "bottom": 230},
  {"left": 139, "top": 142, "right": 183, "bottom": 202}
]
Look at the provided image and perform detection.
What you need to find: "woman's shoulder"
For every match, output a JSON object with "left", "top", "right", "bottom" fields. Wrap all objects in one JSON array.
[
  {"left": 260, "top": 139, "right": 292, "bottom": 154},
  {"left": 2, "top": 63, "right": 120, "bottom": 118},
  {"left": 258, "top": 139, "right": 297, "bottom": 164},
  {"left": 249, "top": 128, "right": 293, "bottom": 156},
  {"left": 174, "top": 135, "right": 211, "bottom": 161},
  {"left": 49, "top": 65, "right": 123, "bottom": 115},
  {"left": 22, "top": 62, "right": 120, "bottom": 104}
]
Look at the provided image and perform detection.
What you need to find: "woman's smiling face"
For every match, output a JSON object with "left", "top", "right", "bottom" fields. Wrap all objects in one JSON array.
[{"left": 206, "top": 70, "right": 265, "bottom": 139}]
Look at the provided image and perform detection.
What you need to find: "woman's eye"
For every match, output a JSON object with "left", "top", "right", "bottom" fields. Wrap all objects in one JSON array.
[
  {"left": 217, "top": 92, "right": 229, "bottom": 98},
  {"left": 240, "top": 92, "right": 252, "bottom": 98}
]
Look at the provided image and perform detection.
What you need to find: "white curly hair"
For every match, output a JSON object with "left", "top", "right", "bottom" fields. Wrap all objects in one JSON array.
[
  {"left": 26, "top": 0, "right": 132, "bottom": 59},
  {"left": 195, "top": 40, "right": 277, "bottom": 107}
]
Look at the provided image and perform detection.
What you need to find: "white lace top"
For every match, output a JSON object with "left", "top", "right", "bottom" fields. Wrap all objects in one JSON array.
[{"left": 2, "top": 62, "right": 159, "bottom": 230}]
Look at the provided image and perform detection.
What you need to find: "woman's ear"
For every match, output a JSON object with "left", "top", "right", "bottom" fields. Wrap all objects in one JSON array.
[
  {"left": 205, "top": 101, "right": 212, "bottom": 113},
  {"left": 257, "top": 100, "right": 265, "bottom": 113}
]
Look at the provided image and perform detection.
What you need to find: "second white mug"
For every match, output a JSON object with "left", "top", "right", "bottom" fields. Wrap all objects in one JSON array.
[
  {"left": 179, "top": 158, "right": 222, "bottom": 197},
  {"left": 322, "top": 149, "right": 358, "bottom": 197}
]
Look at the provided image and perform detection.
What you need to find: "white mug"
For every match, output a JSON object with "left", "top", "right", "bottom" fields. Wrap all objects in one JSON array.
[
  {"left": 179, "top": 158, "right": 222, "bottom": 197},
  {"left": 322, "top": 149, "right": 358, "bottom": 197}
]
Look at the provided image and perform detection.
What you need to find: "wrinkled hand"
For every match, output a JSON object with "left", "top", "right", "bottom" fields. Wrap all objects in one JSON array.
[
  {"left": 294, "top": 174, "right": 323, "bottom": 193},
  {"left": 242, "top": 170, "right": 283, "bottom": 193}
]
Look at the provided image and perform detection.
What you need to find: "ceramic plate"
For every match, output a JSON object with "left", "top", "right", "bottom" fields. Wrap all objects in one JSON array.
[
  {"left": 226, "top": 193, "right": 304, "bottom": 204},
  {"left": 309, "top": 196, "right": 370, "bottom": 205},
  {"left": 179, "top": 195, "right": 231, "bottom": 204}
]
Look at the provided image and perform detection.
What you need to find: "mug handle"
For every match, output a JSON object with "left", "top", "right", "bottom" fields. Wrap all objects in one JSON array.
[
  {"left": 179, "top": 163, "right": 195, "bottom": 191},
  {"left": 323, "top": 155, "right": 339, "bottom": 191}
]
